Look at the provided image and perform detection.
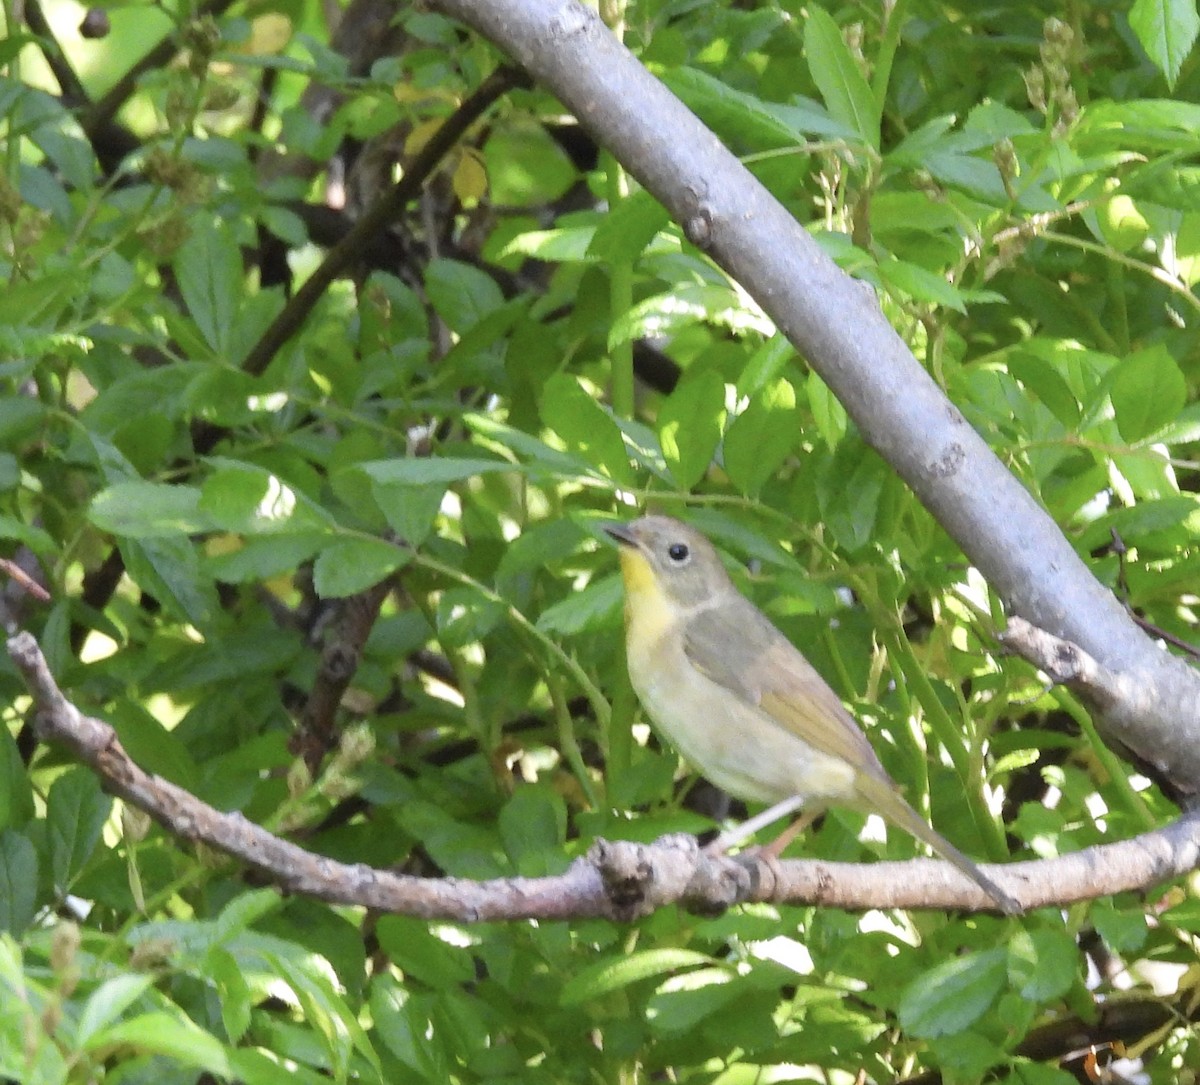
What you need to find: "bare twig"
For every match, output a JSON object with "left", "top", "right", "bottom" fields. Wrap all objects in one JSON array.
[{"left": 11, "top": 631, "right": 1200, "bottom": 920}]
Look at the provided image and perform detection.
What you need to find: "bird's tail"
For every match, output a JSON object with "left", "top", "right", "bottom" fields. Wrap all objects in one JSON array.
[{"left": 857, "top": 775, "right": 1022, "bottom": 916}]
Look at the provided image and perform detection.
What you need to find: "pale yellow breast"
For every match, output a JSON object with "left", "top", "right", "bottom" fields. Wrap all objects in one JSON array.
[{"left": 618, "top": 549, "right": 854, "bottom": 805}]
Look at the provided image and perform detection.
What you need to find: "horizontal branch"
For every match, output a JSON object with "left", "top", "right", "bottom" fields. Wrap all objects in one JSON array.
[{"left": 11, "top": 632, "right": 1200, "bottom": 920}]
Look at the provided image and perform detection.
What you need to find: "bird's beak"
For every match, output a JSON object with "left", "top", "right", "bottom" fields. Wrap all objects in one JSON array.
[{"left": 602, "top": 521, "right": 638, "bottom": 548}]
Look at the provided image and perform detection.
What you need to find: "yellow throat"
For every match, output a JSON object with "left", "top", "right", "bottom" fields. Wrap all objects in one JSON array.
[{"left": 617, "top": 547, "right": 679, "bottom": 653}]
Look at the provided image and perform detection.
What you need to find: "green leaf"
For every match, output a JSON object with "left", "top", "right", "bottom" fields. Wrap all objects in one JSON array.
[
  {"left": 500, "top": 226, "right": 596, "bottom": 262},
  {"left": 206, "top": 531, "right": 328, "bottom": 583},
  {"left": 536, "top": 573, "right": 623, "bottom": 636},
  {"left": 425, "top": 257, "right": 504, "bottom": 332},
  {"left": 804, "top": 5, "right": 880, "bottom": 150},
  {"left": 561, "top": 949, "right": 716, "bottom": 1006},
  {"left": 122, "top": 536, "right": 218, "bottom": 629},
  {"left": 664, "top": 67, "right": 857, "bottom": 148},
  {"left": 539, "top": 373, "right": 634, "bottom": 487},
  {"left": 375, "top": 916, "right": 476, "bottom": 990},
  {"left": 47, "top": 769, "right": 112, "bottom": 895},
  {"left": 1107, "top": 344, "right": 1186, "bottom": 442},
  {"left": 807, "top": 370, "right": 848, "bottom": 450},
  {"left": 723, "top": 378, "right": 798, "bottom": 496},
  {"left": 736, "top": 334, "right": 795, "bottom": 399},
  {"left": 1007, "top": 353, "right": 1081, "bottom": 427},
  {"left": 395, "top": 800, "right": 504, "bottom": 879},
  {"left": 356, "top": 456, "right": 513, "bottom": 486},
  {"left": 498, "top": 784, "right": 567, "bottom": 875},
  {"left": 174, "top": 219, "right": 243, "bottom": 357},
  {"left": 1130, "top": 0, "right": 1200, "bottom": 88},
  {"left": 588, "top": 190, "right": 671, "bottom": 263},
  {"left": 85, "top": 1012, "right": 232, "bottom": 1075},
  {"left": 205, "top": 947, "right": 253, "bottom": 1043},
  {"left": 1006, "top": 928, "right": 1078, "bottom": 1000},
  {"left": 90, "top": 480, "right": 207, "bottom": 538},
  {"left": 878, "top": 258, "right": 966, "bottom": 313},
  {"left": 77, "top": 974, "right": 159, "bottom": 1046},
  {"left": 312, "top": 537, "right": 409, "bottom": 598},
  {"left": 897, "top": 948, "right": 1007, "bottom": 1038},
  {"left": 608, "top": 284, "right": 772, "bottom": 349},
  {"left": 199, "top": 462, "right": 334, "bottom": 534},
  {"left": 818, "top": 440, "right": 887, "bottom": 551},
  {"left": 1090, "top": 901, "right": 1149, "bottom": 952},
  {"left": 435, "top": 585, "right": 505, "bottom": 646},
  {"left": 657, "top": 369, "right": 726, "bottom": 489},
  {"left": 0, "top": 832, "right": 37, "bottom": 934},
  {"left": 369, "top": 482, "right": 444, "bottom": 546},
  {"left": 0, "top": 728, "right": 32, "bottom": 832}
]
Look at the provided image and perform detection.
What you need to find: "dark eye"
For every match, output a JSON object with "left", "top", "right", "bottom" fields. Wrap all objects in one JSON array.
[{"left": 667, "top": 542, "right": 690, "bottom": 562}]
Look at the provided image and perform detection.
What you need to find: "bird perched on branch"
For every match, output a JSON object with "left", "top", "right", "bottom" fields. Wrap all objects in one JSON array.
[{"left": 604, "top": 514, "right": 1020, "bottom": 915}]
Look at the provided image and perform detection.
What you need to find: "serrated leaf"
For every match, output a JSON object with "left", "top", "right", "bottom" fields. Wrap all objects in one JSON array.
[
  {"left": 657, "top": 369, "right": 725, "bottom": 489},
  {"left": 539, "top": 374, "right": 634, "bottom": 487},
  {"left": 536, "top": 574, "right": 623, "bottom": 635},
  {"left": 898, "top": 948, "right": 1007, "bottom": 1038},
  {"left": 723, "top": 378, "right": 798, "bottom": 496},
  {"left": 174, "top": 219, "right": 243, "bottom": 357},
  {"left": 736, "top": 334, "right": 795, "bottom": 399},
  {"left": 805, "top": 5, "right": 880, "bottom": 150},
  {"left": 1007, "top": 929, "right": 1078, "bottom": 1001},
  {"left": 90, "top": 481, "right": 207, "bottom": 538},
  {"left": 0, "top": 831, "right": 37, "bottom": 934},
  {"left": 356, "top": 457, "right": 514, "bottom": 486},
  {"left": 84, "top": 1012, "right": 231, "bottom": 1074},
  {"left": 498, "top": 785, "right": 567, "bottom": 875},
  {"left": 206, "top": 531, "right": 328, "bottom": 583},
  {"left": 375, "top": 917, "right": 476, "bottom": 990},
  {"left": 77, "top": 975, "right": 159, "bottom": 1046},
  {"left": 122, "top": 536, "right": 218, "bottom": 629},
  {"left": 435, "top": 585, "right": 505, "bottom": 646},
  {"left": 425, "top": 258, "right": 503, "bottom": 332},
  {"left": 199, "top": 463, "right": 332, "bottom": 534},
  {"left": 47, "top": 769, "right": 111, "bottom": 894},
  {"left": 1108, "top": 344, "right": 1186, "bottom": 442},
  {"left": 1130, "top": 0, "right": 1200, "bottom": 89},
  {"left": 878, "top": 258, "right": 966, "bottom": 313},
  {"left": 561, "top": 949, "right": 716, "bottom": 1006},
  {"left": 0, "top": 728, "right": 32, "bottom": 832},
  {"left": 588, "top": 190, "right": 671, "bottom": 263},
  {"left": 312, "top": 537, "right": 409, "bottom": 597}
]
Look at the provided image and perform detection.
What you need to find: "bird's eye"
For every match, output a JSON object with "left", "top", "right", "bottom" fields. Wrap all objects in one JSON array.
[{"left": 667, "top": 542, "right": 690, "bottom": 563}]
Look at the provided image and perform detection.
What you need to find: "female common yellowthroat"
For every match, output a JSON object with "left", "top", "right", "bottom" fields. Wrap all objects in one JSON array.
[{"left": 604, "top": 515, "right": 1020, "bottom": 915}]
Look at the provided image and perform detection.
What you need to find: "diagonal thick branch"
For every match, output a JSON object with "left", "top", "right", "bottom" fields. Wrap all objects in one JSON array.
[
  {"left": 11, "top": 632, "right": 1200, "bottom": 920},
  {"left": 427, "top": 0, "right": 1200, "bottom": 804}
]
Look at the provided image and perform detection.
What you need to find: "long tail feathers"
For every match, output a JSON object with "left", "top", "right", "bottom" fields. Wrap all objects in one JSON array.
[{"left": 859, "top": 776, "right": 1022, "bottom": 916}]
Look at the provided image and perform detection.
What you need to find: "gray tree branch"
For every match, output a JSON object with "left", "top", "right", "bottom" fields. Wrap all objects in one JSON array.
[
  {"left": 427, "top": 0, "right": 1200, "bottom": 804},
  {"left": 11, "top": 631, "right": 1200, "bottom": 919}
]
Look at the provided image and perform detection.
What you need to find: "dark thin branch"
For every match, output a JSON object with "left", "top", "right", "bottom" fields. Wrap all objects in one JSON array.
[
  {"left": 240, "top": 66, "right": 527, "bottom": 378},
  {"left": 294, "top": 578, "right": 392, "bottom": 775},
  {"left": 25, "top": 0, "right": 90, "bottom": 105},
  {"left": 79, "top": 0, "right": 235, "bottom": 138},
  {"left": 12, "top": 631, "right": 1200, "bottom": 921}
]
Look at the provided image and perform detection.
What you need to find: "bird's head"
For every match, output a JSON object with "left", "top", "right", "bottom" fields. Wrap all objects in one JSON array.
[{"left": 603, "top": 515, "right": 731, "bottom": 609}]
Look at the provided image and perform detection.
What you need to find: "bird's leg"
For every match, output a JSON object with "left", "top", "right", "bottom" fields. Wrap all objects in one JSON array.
[
  {"left": 706, "top": 795, "right": 805, "bottom": 854},
  {"left": 760, "top": 806, "right": 823, "bottom": 859}
]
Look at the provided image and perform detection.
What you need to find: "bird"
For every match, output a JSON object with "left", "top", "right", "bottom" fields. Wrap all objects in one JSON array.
[{"left": 603, "top": 514, "right": 1021, "bottom": 915}]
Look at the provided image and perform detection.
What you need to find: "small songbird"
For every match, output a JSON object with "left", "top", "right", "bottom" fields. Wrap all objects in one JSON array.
[{"left": 604, "top": 514, "right": 1020, "bottom": 915}]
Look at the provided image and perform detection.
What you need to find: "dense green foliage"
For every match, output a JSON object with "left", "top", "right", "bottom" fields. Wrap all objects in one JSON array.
[{"left": 4, "top": 0, "right": 1200, "bottom": 1080}]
